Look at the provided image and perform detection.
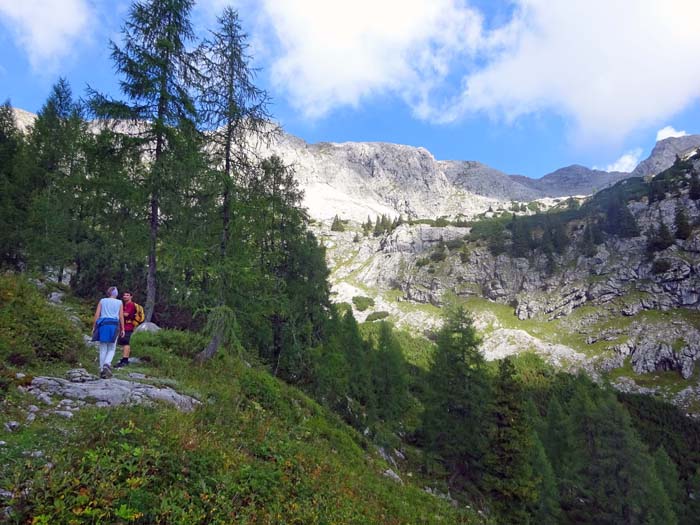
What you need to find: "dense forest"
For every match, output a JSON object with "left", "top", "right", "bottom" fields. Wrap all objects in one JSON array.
[{"left": 1, "top": 1, "right": 699, "bottom": 523}]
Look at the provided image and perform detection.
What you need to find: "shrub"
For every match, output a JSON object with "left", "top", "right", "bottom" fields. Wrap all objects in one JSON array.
[
  {"left": 365, "top": 311, "right": 390, "bottom": 322},
  {"left": 352, "top": 296, "right": 375, "bottom": 312},
  {"left": 0, "top": 275, "right": 83, "bottom": 366},
  {"left": 415, "top": 257, "right": 430, "bottom": 268},
  {"left": 445, "top": 239, "right": 464, "bottom": 251},
  {"left": 651, "top": 259, "right": 672, "bottom": 275},
  {"left": 131, "top": 329, "right": 208, "bottom": 361}
]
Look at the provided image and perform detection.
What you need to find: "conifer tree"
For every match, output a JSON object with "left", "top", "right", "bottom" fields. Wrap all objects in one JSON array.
[
  {"left": 604, "top": 190, "right": 639, "bottom": 237},
  {"left": 674, "top": 204, "right": 691, "bottom": 240},
  {"left": 371, "top": 322, "right": 409, "bottom": 423},
  {"left": 690, "top": 173, "right": 700, "bottom": 200},
  {"left": 529, "top": 432, "right": 561, "bottom": 525},
  {"left": 25, "top": 79, "right": 88, "bottom": 280},
  {"left": 197, "top": 6, "right": 274, "bottom": 260},
  {"left": 422, "top": 306, "right": 490, "bottom": 489},
  {"left": 653, "top": 446, "right": 683, "bottom": 519},
  {"left": 483, "top": 357, "right": 537, "bottom": 522},
  {"left": 330, "top": 214, "right": 345, "bottom": 231},
  {"left": 0, "top": 101, "right": 29, "bottom": 268},
  {"left": 89, "top": 0, "right": 200, "bottom": 321}
]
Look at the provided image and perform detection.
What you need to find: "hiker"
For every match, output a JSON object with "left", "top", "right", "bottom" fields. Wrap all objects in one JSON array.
[
  {"left": 92, "top": 286, "right": 124, "bottom": 379},
  {"left": 116, "top": 291, "right": 136, "bottom": 367}
]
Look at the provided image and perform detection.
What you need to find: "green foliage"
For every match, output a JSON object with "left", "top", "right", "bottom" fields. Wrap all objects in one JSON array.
[
  {"left": 422, "top": 306, "right": 490, "bottom": 490},
  {"left": 0, "top": 275, "right": 83, "bottom": 366},
  {"left": 352, "top": 295, "right": 375, "bottom": 311},
  {"left": 483, "top": 358, "right": 537, "bottom": 522},
  {"left": 4, "top": 359, "right": 476, "bottom": 525},
  {"left": 690, "top": 173, "right": 700, "bottom": 200},
  {"left": 651, "top": 258, "right": 672, "bottom": 274},
  {"left": 330, "top": 214, "right": 345, "bottom": 231},
  {"left": 430, "top": 243, "right": 447, "bottom": 262},
  {"left": 647, "top": 221, "right": 675, "bottom": 254},
  {"left": 674, "top": 204, "right": 691, "bottom": 240},
  {"left": 365, "top": 311, "right": 390, "bottom": 322},
  {"left": 131, "top": 329, "right": 209, "bottom": 362}
]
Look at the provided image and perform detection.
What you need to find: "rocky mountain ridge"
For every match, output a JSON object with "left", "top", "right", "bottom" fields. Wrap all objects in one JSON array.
[
  {"left": 321, "top": 154, "right": 700, "bottom": 414},
  {"left": 12, "top": 107, "right": 700, "bottom": 222}
]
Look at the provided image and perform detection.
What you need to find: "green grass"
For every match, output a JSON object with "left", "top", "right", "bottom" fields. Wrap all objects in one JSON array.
[{"left": 0, "top": 275, "right": 481, "bottom": 525}]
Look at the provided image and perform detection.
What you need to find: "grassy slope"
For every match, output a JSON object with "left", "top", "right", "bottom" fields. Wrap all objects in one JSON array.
[{"left": 0, "top": 275, "right": 480, "bottom": 525}]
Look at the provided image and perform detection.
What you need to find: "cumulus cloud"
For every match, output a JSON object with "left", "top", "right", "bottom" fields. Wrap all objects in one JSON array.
[
  {"left": 255, "top": 0, "right": 493, "bottom": 119},
  {"left": 0, "top": 0, "right": 93, "bottom": 70},
  {"left": 603, "top": 148, "right": 643, "bottom": 173},
  {"left": 656, "top": 125, "right": 688, "bottom": 142},
  {"left": 255, "top": 0, "right": 700, "bottom": 143}
]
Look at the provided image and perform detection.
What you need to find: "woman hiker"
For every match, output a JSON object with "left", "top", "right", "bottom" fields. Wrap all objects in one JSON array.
[{"left": 92, "top": 286, "right": 125, "bottom": 379}]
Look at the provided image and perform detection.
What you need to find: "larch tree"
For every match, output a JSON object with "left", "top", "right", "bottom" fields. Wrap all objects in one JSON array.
[{"left": 89, "top": 0, "right": 200, "bottom": 322}]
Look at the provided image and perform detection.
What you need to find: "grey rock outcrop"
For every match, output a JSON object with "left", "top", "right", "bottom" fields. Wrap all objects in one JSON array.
[
  {"left": 631, "top": 135, "right": 700, "bottom": 178},
  {"left": 23, "top": 369, "right": 200, "bottom": 412}
]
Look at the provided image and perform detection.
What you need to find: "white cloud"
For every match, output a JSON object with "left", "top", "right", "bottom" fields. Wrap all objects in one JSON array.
[
  {"left": 602, "top": 148, "right": 643, "bottom": 173},
  {"left": 0, "top": 0, "right": 93, "bottom": 70},
  {"left": 254, "top": 0, "right": 700, "bottom": 143},
  {"left": 656, "top": 125, "right": 688, "bottom": 142},
  {"left": 256, "top": 0, "right": 490, "bottom": 119}
]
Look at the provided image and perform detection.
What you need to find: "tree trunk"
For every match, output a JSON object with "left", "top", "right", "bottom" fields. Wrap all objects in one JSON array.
[{"left": 195, "top": 330, "right": 222, "bottom": 364}]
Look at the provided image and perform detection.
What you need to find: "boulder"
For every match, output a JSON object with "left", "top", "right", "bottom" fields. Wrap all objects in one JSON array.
[{"left": 134, "top": 322, "right": 161, "bottom": 333}]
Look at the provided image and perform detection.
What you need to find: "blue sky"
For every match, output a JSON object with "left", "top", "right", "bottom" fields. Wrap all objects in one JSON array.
[{"left": 1, "top": 0, "right": 700, "bottom": 178}]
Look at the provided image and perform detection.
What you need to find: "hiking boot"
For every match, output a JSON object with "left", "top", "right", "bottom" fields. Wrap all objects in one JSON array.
[
  {"left": 115, "top": 358, "right": 129, "bottom": 368},
  {"left": 100, "top": 368, "right": 107, "bottom": 379},
  {"left": 102, "top": 364, "right": 113, "bottom": 379}
]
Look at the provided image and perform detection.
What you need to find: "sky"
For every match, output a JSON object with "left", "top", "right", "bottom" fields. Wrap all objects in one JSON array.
[{"left": 1, "top": 0, "right": 700, "bottom": 178}]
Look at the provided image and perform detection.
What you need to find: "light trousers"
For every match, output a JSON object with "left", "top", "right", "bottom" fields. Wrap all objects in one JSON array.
[{"left": 99, "top": 341, "right": 116, "bottom": 370}]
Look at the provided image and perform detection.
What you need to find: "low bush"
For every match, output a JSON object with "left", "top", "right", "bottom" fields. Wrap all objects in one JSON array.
[
  {"left": 0, "top": 275, "right": 82, "bottom": 367},
  {"left": 365, "top": 311, "right": 390, "bottom": 322},
  {"left": 352, "top": 295, "right": 375, "bottom": 312}
]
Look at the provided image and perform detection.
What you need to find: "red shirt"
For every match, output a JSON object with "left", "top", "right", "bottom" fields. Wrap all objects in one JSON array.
[{"left": 123, "top": 301, "right": 136, "bottom": 332}]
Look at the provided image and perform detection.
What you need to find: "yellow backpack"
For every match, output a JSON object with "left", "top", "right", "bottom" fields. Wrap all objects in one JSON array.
[{"left": 133, "top": 303, "right": 145, "bottom": 327}]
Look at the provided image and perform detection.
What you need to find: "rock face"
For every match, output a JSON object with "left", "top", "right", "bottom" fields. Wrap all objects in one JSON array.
[
  {"left": 12, "top": 107, "right": 700, "bottom": 224},
  {"left": 511, "top": 165, "right": 628, "bottom": 197},
  {"left": 23, "top": 368, "right": 200, "bottom": 412},
  {"left": 631, "top": 135, "right": 700, "bottom": 178}
]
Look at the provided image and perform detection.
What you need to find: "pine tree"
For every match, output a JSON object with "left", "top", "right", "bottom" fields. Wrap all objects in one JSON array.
[
  {"left": 529, "top": 432, "right": 561, "bottom": 525},
  {"left": 483, "top": 357, "right": 538, "bottom": 523},
  {"left": 653, "top": 446, "right": 683, "bottom": 519},
  {"left": 422, "top": 306, "right": 490, "bottom": 489},
  {"left": 604, "top": 190, "right": 639, "bottom": 237},
  {"left": 89, "top": 0, "right": 200, "bottom": 321},
  {"left": 371, "top": 322, "right": 409, "bottom": 424},
  {"left": 330, "top": 214, "right": 345, "bottom": 231},
  {"left": 0, "top": 101, "right": 29, "bottom": 268},
  {"left": 25, "top": 79, "right": 88, "bottom": 280},
  {"left": 690, "top": 173, "right": 700, "bottom": 200},
  {"left": 674, "top": 204, "right": 691, "bottom": 240}
]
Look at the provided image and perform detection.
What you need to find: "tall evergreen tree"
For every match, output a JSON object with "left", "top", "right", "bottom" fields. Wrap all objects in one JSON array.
[
  {"left": 371, "top": 322, "right": 409, "bottom": 424},
  {"left": 25, "top": 79, "right": 88, "bottom": 280},
  {"left": 422, "top": 306, "right": 490, "bottom": 489},
  {"left": 529, "top": 432, "right": 561, "bottom": 525},
  {"left": 194, "top": 7, "right": 275, "bottom": 360},
  {"left": 483, "top": 357, "right": 538, "bottom": 523},
  {"left": 89, "top": 0, "right": 200, "bottom": 321},
  {"left": 674, "top": 204, "right": 691, "bottom": 240},
  {"left": 689, "top": 173, "right": 700, "bottom": 200},
  {"left": 0, "top": 101, "right": 29, "bottom": 268}
]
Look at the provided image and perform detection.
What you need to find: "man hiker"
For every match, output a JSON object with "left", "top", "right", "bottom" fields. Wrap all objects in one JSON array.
[{"left": 116, "top": 291, "right": 136, "bottom": 367}]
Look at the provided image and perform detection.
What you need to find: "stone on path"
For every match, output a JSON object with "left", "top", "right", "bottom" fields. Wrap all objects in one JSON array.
[{"left": 23, "top": 369, "right": 200, "bottom": 413}]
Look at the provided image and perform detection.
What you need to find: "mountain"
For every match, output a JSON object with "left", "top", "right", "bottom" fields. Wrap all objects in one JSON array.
[
  {"left": 10, "top": 107, "right": 700, "bottom": 222},
  {"left": 631, "top": 134, "right": 700, "bottom": 178},
  {"left": 510, "top": 164, "right": 629, "bottom": 197}
]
